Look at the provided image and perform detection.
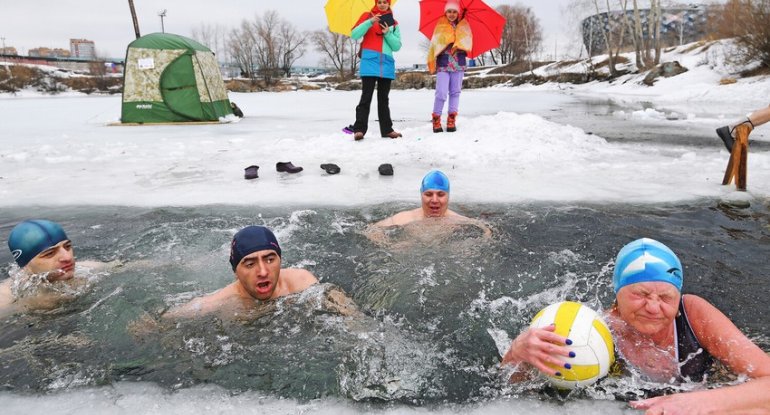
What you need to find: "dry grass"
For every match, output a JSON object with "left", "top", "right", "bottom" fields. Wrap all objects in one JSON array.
[{"left": 487, "top": 61, "right": 551, "bottom": 75}]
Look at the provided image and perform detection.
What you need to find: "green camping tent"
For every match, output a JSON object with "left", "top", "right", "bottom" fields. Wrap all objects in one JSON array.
[{"left": 121, "top": 33, "right": 232, "bottom": 123}]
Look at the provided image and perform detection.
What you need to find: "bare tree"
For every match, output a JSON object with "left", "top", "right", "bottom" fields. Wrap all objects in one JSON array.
[
  {"left": 228, "top": 20, "right": 258, "bottom": 80},
  {"left": 712, "top": 0, "right": 770, "bottom": 69},
  {"left": 252, "top": 11, "right": 282, "bottom": 85},
  {"left": 590, "top": 0, "right": 630, "bottom": 76},
  {"left": 312, "top": 29, "right": 358, "bottom": 79},
  {"left": 278, "top": 21, "right": 307, "bottom": 78},
  {"left": 492, "top": 5, "right": 543, "bottom": 66},
  {"left": 192, "top": 23, "right": 230, "bottom": 64},
  {"left": 345, "top": 37, "right": 360, "bottom": 77}
]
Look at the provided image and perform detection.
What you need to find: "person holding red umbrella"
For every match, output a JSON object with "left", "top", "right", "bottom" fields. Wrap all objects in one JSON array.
[
  {"left": 350, "top": 0, "right": 403, "bottom": 141},
  {"left": 427, "top": 0, "right": 472, "bottom": 133}
]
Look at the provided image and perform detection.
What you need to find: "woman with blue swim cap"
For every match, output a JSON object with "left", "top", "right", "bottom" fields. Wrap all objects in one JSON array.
[{"left": 503, "top": 238, "right": 770, "bottom": 414}]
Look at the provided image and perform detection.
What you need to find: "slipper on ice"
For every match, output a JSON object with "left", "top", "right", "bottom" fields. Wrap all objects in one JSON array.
[
  {"left": 276, "top": 161, "right": 303, "bottom": 173},
  {"left": 378, "top": 163, "right": 393, "bottom": 176},
  {"left": 244, "top": 165, "right": 259, "bottom": 179},
  {"left": 320, "top": 163, "right": 341, "bottom": 175}
]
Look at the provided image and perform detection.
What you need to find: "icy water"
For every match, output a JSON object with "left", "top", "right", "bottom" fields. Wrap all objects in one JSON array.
[{"left": 1, "top": 201, "right": 768, "bottom": 412}]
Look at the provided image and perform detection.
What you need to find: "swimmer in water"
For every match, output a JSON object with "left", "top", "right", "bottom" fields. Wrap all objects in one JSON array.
[
  {"left": 366, "top": 170, "right": 491, "bottom": 245},
  {"left": 163, "top": 225, "right": 318, "bottom": 319},
  {"left": 1, "top": 219, "right": 112, "bottom": 317}
]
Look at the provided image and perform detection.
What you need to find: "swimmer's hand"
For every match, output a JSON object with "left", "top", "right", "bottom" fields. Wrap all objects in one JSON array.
[
  {"left": 45, "top": 269, "right": 70, "bottom": 282},
  {"left": 128, "top": 312, "right": 166, "bottom": 341},
  {"left": 502, "top": 324, "right": 573, "bottom": 380}
]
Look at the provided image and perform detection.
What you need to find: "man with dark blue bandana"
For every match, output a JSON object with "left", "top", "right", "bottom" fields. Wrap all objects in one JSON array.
[{"left": 164, "top": 225, "right": 318, "bottom": 319}]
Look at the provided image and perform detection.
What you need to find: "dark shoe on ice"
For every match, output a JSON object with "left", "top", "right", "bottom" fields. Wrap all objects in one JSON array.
[
  {"left": 354, "top": 132, "right": 365, "bottom": 141},
  {"left": 276, "top": 161, "right": 303, "bottom": 173},
  {"left": 378, "top": 163, "right": 393, "bottom": 176},
  {"left": 342, "top": 125, "right": 355, "bottom": 134},
  {"left": 716, "top": 126, "right": 734, "bottom": 153},
  {"left": 244, "top": 165, "right": 259, "bottom": 179},
  {"left": 321, "top": 163, "right": 341, "bottom": 175},
  {"left": 382, "top": 131, "right": 402, "bottom": 139}
]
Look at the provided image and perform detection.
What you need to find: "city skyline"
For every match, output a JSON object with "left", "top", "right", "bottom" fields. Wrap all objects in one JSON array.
[{"left": 1, "top": 0, "right": 713, "bottom": 65}]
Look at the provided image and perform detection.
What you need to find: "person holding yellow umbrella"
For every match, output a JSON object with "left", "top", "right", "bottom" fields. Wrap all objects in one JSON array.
[
  {"left": 346, "top": 0, "right": 403, "bottom": 141},
  {"left": 324, "top": 0, "right": 399, "bottom": 37}
]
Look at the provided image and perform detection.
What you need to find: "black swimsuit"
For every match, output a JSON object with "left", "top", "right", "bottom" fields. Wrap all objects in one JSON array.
[{"left": 675, "top": 296, "right": 714, "bottom": 382}]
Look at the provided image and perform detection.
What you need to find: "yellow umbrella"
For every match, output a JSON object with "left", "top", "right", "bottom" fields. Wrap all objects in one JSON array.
[{"left": 324, "top": 0, "right": 399, "bottom": 36}]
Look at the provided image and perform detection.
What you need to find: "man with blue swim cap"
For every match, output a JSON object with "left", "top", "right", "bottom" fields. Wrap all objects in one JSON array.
[
  {"left": 373, "top": 170, "right": 465, "bottom": 227},
  {"left": 503, "top": 237, "right": 770, "bottom": 414},
  {"left": 164, "top": 225, "right": 318, "bottom": 319},
  {"left": 2, "top": 219, "right": 111, "bottom": 316}
]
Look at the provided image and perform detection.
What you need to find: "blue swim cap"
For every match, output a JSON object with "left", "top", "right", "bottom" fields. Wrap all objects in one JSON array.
[
  {"left": 420, "top": 170, "right": 450, "bottom": 193},
  {"left": 229, "top": 226, "right": 281, "bottom": 270},
  {"left": 613, "top": 238, "right": 683, "bottom": 293},
  {"left": 7, "top": 220, "right": 69, "bottom": 268}
]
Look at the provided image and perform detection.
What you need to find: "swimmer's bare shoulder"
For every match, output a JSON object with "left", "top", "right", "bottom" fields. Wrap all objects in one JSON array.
[
  {"left": 282, "top": 268, "right": 319, "bottom": 293},
  {"left": 374, "top": 208, "right": 423, "bottom": 227}
]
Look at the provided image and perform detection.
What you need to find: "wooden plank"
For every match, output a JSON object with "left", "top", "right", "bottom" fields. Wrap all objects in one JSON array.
[
  {"left": 722, "top": 149, "right": 736, "bottom": 185},
  {"left": 736, "top": 124, "right": 750, "bottom": 191}
]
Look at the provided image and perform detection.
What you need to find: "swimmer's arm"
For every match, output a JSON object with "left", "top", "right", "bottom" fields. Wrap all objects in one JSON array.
[
  {"left": 632, "top": 296, "right": 770, "bottom": 413},
  {"left": 630, "top": 376, "right": 770, "bottom": 413},
  {"left": 363, "top": 224, "right": 391, "bottom": 246},
  {"left": 447, "top": 213, "right": 493, "bottom": 237},
  {"left": 470, "top": 218, "right": 493, "bottom": 237},
  {"left": 162, "top": 298, "right": 207, "bottom": 320},
  {"left": 79, "top": 259, "right": 155, "bottom": 272},
  {"left": 0, "top": 279, "right": 18, "bottom": 317}
]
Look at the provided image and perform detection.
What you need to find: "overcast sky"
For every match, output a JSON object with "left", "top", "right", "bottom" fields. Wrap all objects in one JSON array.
[{"left": 1, "top": 0, "right": 711, "bottom": 66}]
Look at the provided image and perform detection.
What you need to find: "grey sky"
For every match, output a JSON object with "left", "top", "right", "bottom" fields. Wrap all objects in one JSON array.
[{"left": 1, "top": 1, "right": 710, "bottom": 66}]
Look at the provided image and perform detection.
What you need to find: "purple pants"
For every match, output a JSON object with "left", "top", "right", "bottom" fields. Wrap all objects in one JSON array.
[{"left": 433, "top": 71, "right": 464, "bottom": 115}]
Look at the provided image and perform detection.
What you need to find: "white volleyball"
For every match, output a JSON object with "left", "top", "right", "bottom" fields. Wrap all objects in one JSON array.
[{"left": 530, "top": 301, "right": 615, "bottom": 389}]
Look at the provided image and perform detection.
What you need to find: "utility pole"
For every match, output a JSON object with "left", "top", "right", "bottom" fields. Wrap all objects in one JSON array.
[
  {"left": 1, "top": 37, "right": 5, "bottom": 54},
  {"left": 128, "top": 0, "right": 141, "bottom": 39},
  {"left": 158, "top": 9, "right": 167, "bottom": 33}
]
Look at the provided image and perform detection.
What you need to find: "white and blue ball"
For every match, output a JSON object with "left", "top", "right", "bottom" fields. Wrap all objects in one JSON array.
[{"left": 530, "top": 301, "right": 615, "bottom": 389}]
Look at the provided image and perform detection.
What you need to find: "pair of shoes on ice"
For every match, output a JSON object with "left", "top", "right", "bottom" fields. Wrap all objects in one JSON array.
[
  {"left": 432, "top": 112, "right": 458, "bottom": 133},
  {"left": 344, "top": 125, "right": 402, "bottom": 140},
  {"left": 353, "top": 131, "right": 403, "bottom": 140},
  {"left": 244, "top": 162, "right": 304, "bottom": 179}
]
